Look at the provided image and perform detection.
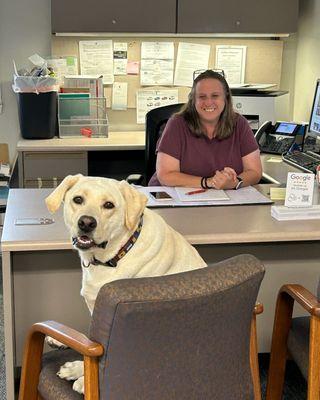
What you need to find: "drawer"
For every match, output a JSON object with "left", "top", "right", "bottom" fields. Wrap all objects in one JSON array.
[
  {"left": 23, "top": 151, "right": 88, "bottom": 180},
  {"left": 24, "top": 178, "right": 64, "bottom": 189}
]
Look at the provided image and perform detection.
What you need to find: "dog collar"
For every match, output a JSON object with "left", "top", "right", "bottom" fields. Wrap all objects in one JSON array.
[{"left": 82, "top": 215, "right": 143, "bottom": 269}]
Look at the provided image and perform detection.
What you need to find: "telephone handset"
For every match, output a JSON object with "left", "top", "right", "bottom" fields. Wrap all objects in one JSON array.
[{"left": 255, "top": 121, "right": 305, "bottom": 155}]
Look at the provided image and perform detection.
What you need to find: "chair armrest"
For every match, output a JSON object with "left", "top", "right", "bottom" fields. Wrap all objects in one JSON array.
[
  {"left": 254, "top": 302, "right": 263, "bottom": 315},
  {"left": 280, "top": 284, "right": 320, "bottom": 317},
  {"left": 126, "top": 174, "right": 144, "bottom": 185},
  {"left": 32, "top": 320, "right": 104, "bottom": 357}
]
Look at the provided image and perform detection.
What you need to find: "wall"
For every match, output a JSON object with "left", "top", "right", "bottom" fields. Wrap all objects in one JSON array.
[
  {"left": 292, "top": 0, "right": 320, "bottom": 122},
  {"left": 0, "top": 0, "right": 316, "bottom": 164},
  {"left": 53, "top": 36, "right": 284, "bottom": 131},
  {"left": 0, "top": 0, "right": 51, "bottom": 164}
]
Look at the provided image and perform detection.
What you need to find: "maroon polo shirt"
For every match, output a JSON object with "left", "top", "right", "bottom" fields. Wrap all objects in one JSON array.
[{"left": 148, "top": 113, "right": 259, "bottom": 186}]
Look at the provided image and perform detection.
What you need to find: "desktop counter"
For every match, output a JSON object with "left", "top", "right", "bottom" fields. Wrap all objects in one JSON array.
[{"left": 2, "top": 186, "right": 320, "bottom": 398}]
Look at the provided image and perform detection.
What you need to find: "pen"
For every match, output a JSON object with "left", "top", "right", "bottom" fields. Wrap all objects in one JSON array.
[{"left": 185, "top": 189, "right": 207, "bottom": 195}]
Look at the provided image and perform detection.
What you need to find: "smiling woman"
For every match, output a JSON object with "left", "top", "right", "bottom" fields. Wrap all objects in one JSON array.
[{"left": 148, "top": 70, "right": 262, "bottom": 190}]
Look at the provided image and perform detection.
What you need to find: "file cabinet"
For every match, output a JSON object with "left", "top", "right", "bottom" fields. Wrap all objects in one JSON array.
[{"left": 19, "top": 151, "right": 88, "bottom": 188}]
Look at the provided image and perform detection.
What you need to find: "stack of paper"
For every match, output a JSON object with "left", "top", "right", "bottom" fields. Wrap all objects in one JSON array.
[
  {"left": 175, "top": 187, "right": 229, "bottom": 202},
  {"left": 271, "top": 205, "right": 320, "bottom": 221}
]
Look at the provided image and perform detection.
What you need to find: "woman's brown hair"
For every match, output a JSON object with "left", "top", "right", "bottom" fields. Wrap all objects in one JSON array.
[{"left": 177, "top": 70, "right": 237, "bottom": 139}]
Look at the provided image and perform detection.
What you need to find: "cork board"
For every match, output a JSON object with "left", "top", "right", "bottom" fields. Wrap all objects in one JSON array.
[{"left": 52, "top": 36, "right": 283, "bottom": 130}]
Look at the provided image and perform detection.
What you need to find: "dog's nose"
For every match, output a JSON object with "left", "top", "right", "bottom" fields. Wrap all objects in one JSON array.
[{"left": 78, "top": 215, "right": 97, "bottom": 233}]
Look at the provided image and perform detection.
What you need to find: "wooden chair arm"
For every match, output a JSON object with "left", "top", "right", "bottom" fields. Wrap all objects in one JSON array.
[
  {"left": 280, "top": 284, "right": 320, "bottom": 317},
  {"left": 254, "top": 302, "right": 263, "bottom": 315},
  {"left": 32, "top": 320, "right": 104, "bottom": 357}
]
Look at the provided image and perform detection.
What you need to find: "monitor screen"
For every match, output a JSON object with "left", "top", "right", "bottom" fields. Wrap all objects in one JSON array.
[{"left": 309, "top": 79, "right": 320, "bottom": 136}]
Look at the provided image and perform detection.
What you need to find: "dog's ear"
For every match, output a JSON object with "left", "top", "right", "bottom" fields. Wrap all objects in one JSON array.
[
  {"left": 119, "top": 181, "right": 148, "bottom": 230},
  {"left": 45, "top": 174, "right": 83, "bottom": 213}
]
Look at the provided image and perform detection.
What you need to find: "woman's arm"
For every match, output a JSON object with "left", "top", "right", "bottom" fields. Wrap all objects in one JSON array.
[
  {"left": 238, "top": 148, "right": 262, "bottom": 186},
  {"left": 156, "top": 152, "right": 204, "bottom": 187},
  {"left": 210, "top": 149, "right": 262, "bottom": 189}
]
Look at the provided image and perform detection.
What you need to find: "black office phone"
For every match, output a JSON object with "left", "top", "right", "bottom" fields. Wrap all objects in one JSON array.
[{"left": 255, "top": 121, "right": 306, "bottom": 155}]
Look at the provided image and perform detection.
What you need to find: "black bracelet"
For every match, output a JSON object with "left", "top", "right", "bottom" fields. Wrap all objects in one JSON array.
[
  {"left": 203, "top": 177, "right": 211, "bottom": 189},
  {"left": 200, "top": 177, "right": 207, "bottom": 189}
]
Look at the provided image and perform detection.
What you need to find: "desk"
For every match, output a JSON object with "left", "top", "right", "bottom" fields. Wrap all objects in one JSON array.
[
  {"left": 17, "top": 131, "right": 145, "bottom": 187},
  {"left": 2, "top": 187, "right": 320, "bottom": 398}
]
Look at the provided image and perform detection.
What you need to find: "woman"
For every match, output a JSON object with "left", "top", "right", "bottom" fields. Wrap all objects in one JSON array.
[{"left": 148, "top": 70, "right": 262, "bottom": 190}]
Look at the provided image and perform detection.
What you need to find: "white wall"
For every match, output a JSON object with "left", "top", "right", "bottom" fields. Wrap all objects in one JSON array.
[
  {"left": 293, "top": 0, "right": 320, "bottom": 122},
  {"left": 0, "top": 0, "right": 51, "bottom": 163}
]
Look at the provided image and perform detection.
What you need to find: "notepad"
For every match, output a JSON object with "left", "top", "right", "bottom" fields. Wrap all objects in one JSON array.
[{"left": 175, "top": 187, "right": 229, "bottom": 202}]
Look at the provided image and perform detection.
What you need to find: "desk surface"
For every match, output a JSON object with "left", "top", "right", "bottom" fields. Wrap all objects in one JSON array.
[
  {"left": 2, "top": 186, "right": 320, "bottom": 252},
  {"left": 17, "top": 131, "right": 145, "bottom": 151}
]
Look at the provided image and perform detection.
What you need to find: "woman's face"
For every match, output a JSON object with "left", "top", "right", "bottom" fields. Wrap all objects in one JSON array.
[{"left": 194, "top": 78, "right": 226, "bottom": 125}]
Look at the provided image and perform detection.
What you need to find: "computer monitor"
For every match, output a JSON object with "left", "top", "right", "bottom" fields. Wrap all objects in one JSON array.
[
  {"left": 302, "top": 79, "right": 320, "bottom": 152},
  {"left": 308, "top": 79, "right": 320, "bottom": 137}
]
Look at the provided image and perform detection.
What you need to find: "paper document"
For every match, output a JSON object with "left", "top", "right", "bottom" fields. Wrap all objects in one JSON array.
[
  {"left": 174, "top": 42, "right": 210, "bottom": 87},
  {"left": 215, "top": 45, "right": 246, "bottom": 85},
  {"left": 138, "top": 186, "right": 272, "bottom": 207},
  {"left": 175, "top": 187, "right": 229, "bottom": 202},
  {"left": 79, "top": 40, "right": 114, "bottom": 84}
]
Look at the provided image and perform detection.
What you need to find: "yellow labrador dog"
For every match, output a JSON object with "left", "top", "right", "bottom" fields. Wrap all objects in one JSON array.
[{"left": 45, "top": 174, "right": 206, "bottom": 394}]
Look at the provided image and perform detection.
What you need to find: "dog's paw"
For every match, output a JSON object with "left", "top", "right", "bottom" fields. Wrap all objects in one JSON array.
[
  {"left": 45, "top": 336, "right": 68, "bottom": 349},
  {"left": 73, "top": 376, "right": 84, "bottom": 394},
  {"left": 57, "top": 360, "right": 84, "bottom": 381}
]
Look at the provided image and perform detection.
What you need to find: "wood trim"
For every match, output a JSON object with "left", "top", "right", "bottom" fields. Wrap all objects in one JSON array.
[
  {"left": 250, "top": 313, "right": 262, "bottom": 400},
  {"left": 308, "top": 315, "right": 320, "bottom": 400},
  {"left": 265, "top": 290, "right": 294, "bottom": 400},
  {"left": 281, "top": 284, "right": 320, "bottom": 317},
  {"left": 31, "top": 321, "right": 104, "bottom": 357},
  {"left": 84, "top": 355, "right": 100, "bottom": 400},
  {"left": 18, "top": 330, "right": 45, "bottom": 400}
]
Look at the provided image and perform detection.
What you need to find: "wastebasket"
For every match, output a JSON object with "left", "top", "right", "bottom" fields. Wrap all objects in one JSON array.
[{"left": 17, "top": 91, "right": 57, "bottom": 139}]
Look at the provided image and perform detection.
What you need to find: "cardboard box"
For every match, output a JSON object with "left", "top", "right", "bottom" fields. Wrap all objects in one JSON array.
[{"left": 0, "top": 144, "right": 9, "bottom": 164}]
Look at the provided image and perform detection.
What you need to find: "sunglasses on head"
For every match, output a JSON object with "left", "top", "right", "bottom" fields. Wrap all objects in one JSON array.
[{"left": 193, "top": 69, "right": 225, "bottom": 81}]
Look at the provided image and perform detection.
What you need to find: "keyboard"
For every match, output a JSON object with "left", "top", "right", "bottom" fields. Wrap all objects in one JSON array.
[{"left": 282, "top": 151, "right": 320, "bottom": 173}]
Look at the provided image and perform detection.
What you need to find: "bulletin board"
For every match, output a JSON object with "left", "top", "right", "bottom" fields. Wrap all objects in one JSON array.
[{"left": 52, "top": 36, "right": 283, "bottom": 131}]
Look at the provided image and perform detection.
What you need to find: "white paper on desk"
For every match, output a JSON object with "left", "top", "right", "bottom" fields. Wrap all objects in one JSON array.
[
  {"left": 112, "top": 82, "right": 128, "bottom": 110},
  {"left": 79, "top": 40, "right": 114, "bottom": 84},
  {"left": 175, "top": 187, "right": 229, "bottom": 202},
  {"left": 139, "top": 186, "right": 272, "bottom": 207},
  {"left": 215, "top": 45, "right": 246, "bottom": 85},
  {"left": 174, "top": 42, "right": 210, "bottom": 87}
]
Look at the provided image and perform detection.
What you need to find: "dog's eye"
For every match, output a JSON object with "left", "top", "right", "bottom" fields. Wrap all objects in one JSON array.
[
  {"left": 103, "top": 201, "right": 114, "bottom": 209},
  {"left": 73, "top": 196, "right": 83, "bottom": 205}
]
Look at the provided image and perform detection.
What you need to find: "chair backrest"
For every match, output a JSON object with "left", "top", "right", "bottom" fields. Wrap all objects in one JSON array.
[
  {"left": 89, "top": 254, "right": 265, "bottom": 400},
  {"left": 145, "top": 103, "right": 185, "bottom": 184}
]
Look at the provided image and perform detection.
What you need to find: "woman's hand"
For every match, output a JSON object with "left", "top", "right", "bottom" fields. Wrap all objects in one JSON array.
[{"left": 209, "top": 168, "right": 238, "bottom": 190}]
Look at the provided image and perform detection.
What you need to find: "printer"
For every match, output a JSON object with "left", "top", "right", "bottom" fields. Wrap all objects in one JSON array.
[{"left": 231, "top": 90, "right": 289, "bottom": 132}]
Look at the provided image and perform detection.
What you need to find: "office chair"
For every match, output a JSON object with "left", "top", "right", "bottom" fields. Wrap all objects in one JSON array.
[
  {"left": 127, "top": 103, "right": 184, "bottom": 185},
  {"left": 19, "top": 254, "right": 264, "bottom": 400},
  {"left": 266, "top": 281, "right": 320, "bottom": 400}
]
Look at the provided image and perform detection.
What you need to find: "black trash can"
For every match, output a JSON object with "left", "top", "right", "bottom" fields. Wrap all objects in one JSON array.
[{"left": 17, "top": 91, "right": 57, "bottom": 139}]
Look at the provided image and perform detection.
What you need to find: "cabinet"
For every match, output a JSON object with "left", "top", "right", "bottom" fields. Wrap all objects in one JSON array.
[
  {"left": 51, "top": 0, "right": 176, "bottom": 33},
  {"left": 52, "top": 0, "right": 298, "bottom": 34},
  {"left": 20, "top": 151, "right": 88, "bottom": 188},
  {"left": 177, "top": 0, "right": 299, "bottom": 34}
]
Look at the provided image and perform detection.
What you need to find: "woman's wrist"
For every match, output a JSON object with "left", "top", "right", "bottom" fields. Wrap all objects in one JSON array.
[{"left": 201, "top": 176, "right": 214, "bottom": 189}]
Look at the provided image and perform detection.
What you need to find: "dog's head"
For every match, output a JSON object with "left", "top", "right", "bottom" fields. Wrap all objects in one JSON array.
[{"left": 45, "top": 175, "right": 148, "bottom": 251}]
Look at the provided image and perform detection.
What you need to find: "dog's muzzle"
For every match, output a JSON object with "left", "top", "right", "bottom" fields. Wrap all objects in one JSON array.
[{"left": 72, "top": 236, "right": 108, "bottom": 250}]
